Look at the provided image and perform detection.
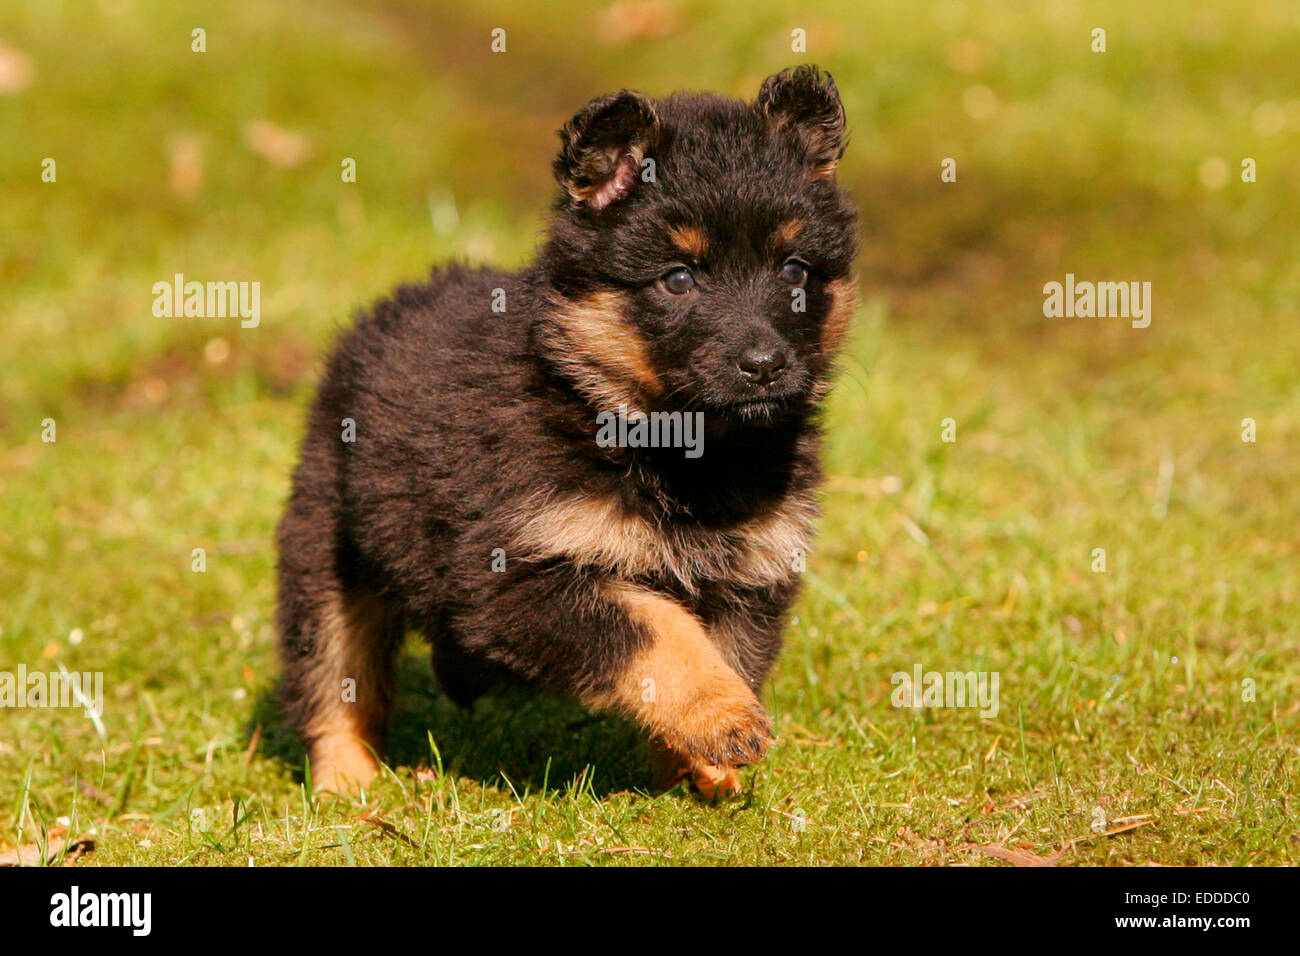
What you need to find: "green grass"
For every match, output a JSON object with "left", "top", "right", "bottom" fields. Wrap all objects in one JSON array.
[{"left": 1, "top": 0, "right": 1296, "bottom": 866}]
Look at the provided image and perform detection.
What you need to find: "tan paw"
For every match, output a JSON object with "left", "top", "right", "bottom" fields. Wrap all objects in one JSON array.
[
  {"left": 650, "top": 740, "right": 746, "bottom": 799},
  {"left": 659, "top": 683, "right": 772, "bottom": 769},
  {"left": 689, "top": 762, "right": 742, "bottom": 799},
  {"left": 310, "top": 732, "right": 379, "bottom": 794}
]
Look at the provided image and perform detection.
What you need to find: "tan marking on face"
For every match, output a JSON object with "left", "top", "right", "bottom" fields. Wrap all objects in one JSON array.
[
  {"left": 303, "top": 590, "right": 396, "bottom": 793},
  {"left": 538, "top": 291, "right": 662, "bottom": 413},
  {"left": 772, "top": 217, "right": 805, "bottom": 252},
  {"left": 668, "top": 224, "right": 708, "bottom": 260},
  {"left": 508, "top": 490, "right": 816, "bottom": 593},
  {"left": 584, "top": 582, "right": 770, "bottom": 774},
  {"left": 822, "top": 276, "right": 857, "bottom": 355}
]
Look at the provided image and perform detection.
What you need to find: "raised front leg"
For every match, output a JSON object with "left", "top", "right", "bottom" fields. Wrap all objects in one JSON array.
[
  {"left": 453, "top": 570, "right": 772, "bottom": 795},
  {"left": 590, "top": 582, "right": 772, "bottom": 795}
]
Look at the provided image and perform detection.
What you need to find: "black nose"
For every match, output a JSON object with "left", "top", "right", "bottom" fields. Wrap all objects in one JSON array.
[{"left": 737, "top": 347, "right": 788, "bottom": 386}]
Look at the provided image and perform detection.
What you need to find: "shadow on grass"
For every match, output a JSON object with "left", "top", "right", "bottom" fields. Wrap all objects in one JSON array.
[{"left": 247, "top": 649, "right": 656, "bottom": 799}]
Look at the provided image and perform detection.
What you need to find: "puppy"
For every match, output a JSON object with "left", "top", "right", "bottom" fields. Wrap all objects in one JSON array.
[{"left": 276, "top": 65, "right": 859, "bottom": 797}]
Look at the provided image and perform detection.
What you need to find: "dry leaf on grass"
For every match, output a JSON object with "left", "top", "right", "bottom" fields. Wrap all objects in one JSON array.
[
  {"left": 979, "top": 844, "right": 1068, "bottom": 867},
  {"left": 358, "top": 811, "right": 420, "bottom": 849},
  {"left": 1101, "top": 819, "right": 1156, "bottom": 837},
  {"left": 0, "top": 836, "right": 96, "bottom": 867},
  {"left": 167, "top": 131, "right": 203, "bottom": 199},
  {"left": 0, "top": 42, "right": 35, "bottom": 94},
  {"left": 596, "top": 1, "right": 682, "bottom": 44},
  {"left": 244, "top": 120, "right": 312, "bottom": 168}
]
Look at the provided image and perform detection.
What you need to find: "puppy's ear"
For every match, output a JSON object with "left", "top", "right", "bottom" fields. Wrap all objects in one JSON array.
[
  {"left": 554, "top": 91, "right": 659, "bottom": 209},
  {"left": 757, "top": 65, "right": 846, "bottom": 178}
]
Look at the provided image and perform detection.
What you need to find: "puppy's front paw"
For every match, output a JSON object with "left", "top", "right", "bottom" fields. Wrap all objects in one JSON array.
[
  {"left": 650, "top": 676, "right": 769, "bottom": 790},
  {"left": 685, "top": 680, "right": 772, "bottom": 765},
  {"left": 597, "top": 583, "right": 774, "bottom": 794},
  {"left": 650, "top": 741, "right": 745, "bottom": 799},
  {"left": 688, "top": 762, "right": 743, "bottom": 799}
]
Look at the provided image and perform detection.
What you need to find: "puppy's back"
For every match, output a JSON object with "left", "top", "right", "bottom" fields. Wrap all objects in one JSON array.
[{"left": 288, "top": 264, "right": 547, "bottom": 603}]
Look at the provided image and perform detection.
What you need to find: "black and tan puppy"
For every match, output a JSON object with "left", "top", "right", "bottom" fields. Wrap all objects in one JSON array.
[{"left": 276, "top": 65, "right": 859, "bottom": 796}]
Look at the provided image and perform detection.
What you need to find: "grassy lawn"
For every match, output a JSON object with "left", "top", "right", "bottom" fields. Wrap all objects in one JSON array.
[{"left": 1, "top": 0, "right": 1296, "bottom": 866}]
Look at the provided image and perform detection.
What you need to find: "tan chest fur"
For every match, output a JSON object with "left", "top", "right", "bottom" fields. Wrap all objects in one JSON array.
[{"left": 508, "top": 489, "right": 816, "bottom": 594}]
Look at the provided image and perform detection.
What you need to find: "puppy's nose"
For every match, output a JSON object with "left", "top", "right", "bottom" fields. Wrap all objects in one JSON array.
[{"left": 737, "top": 347, "right": 788, "bottom": 386}]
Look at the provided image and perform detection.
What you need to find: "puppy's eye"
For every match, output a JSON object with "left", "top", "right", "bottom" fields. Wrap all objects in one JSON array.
[
  {"left": 780, "top": 259, "right": 808, "bottom": 287},
  {"left": 661, "top": 267, "right": 695, "bottom": 295}
]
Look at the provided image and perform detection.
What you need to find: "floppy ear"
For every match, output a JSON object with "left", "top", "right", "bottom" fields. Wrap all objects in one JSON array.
[
  {"left": 757, "top": 65, "right": 846, "bottom": 178},
  {"left": 554, "top": 91, "right": 660, "bottom": 209}
]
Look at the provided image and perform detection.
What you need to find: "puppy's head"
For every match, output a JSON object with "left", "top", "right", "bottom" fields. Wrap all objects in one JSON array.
[{"left": 535, "top": 66, "right": 859, "bottom": 426}]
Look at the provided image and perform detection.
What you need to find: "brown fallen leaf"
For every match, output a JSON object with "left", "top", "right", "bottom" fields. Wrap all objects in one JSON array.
[
  {"left": 0, "top": 836, "right": 96, "bottom": 867},
  {"left": 243, "top": 724, "right": 262, "bottom": 766},
  {"left": 1109, "top": 813, "right": 1155, "bottom": 826},
  {"left": 979, "top": 844, "right": 1068, "bottom": 867},
  {"left": 1103, "top": 819, "right": 1156, "bottom": 837},
  {"left": 358, "top": 811, "right": 419, "bottom": 848},
  {"left": 0, "top": 42, "right": 35, "bottom": 94},
  {"left": 595, "top": 846, "right": 675, "bottom": 857},
  {"left": 244, "top": 120, "right": 312, "bottom": 168},
  {"left": 167, "top": 131, "right": 203, "bottom": 199},
  {"left": 60, "top": 839, "right": 96, "bottom": 865},
  {"left": 596, "top": 1, "right": 683, "bottom": 44}
]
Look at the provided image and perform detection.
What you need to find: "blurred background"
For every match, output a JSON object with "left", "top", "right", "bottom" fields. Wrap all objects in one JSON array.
[{"left": 0, "top": 0, "right": 1296, "bottom": 865}]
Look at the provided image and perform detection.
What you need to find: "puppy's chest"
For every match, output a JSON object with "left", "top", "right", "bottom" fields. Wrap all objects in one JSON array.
[{"left": 508, "top": 490, "right": 816, "bottom": 594}]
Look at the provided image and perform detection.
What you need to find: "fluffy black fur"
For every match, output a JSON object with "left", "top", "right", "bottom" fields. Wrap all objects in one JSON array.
[{"left": 277, "top": 65, "right": 859, "bottom": 793}]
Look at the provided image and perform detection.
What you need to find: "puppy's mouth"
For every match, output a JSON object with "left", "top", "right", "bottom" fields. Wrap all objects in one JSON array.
[
  {"left": 680, "top": 360, "right": 814, "bottom": 425},
  {"left": 711, "top": 391, "right": 806, "bottom": 424}
]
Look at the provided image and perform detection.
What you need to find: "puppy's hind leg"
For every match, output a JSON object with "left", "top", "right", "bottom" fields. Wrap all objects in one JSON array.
[
  {"left": 278, "top": 504, "right": 404, "bottom": 793},
  {"left": 279, "top": 584, "right": 403, "bottom": 793}
]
